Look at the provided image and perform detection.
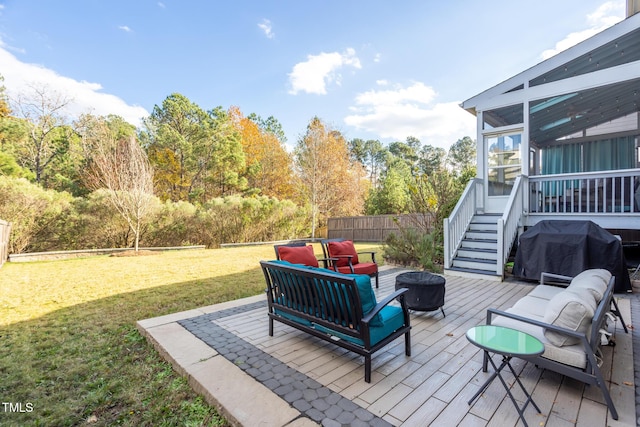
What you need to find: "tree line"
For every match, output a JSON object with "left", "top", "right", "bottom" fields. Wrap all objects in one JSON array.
[{"left": 0, "top": 78, "right": 475, "bottom": 255}]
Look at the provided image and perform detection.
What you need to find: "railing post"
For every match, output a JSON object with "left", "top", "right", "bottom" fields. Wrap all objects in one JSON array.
[
  {"left": 496, "top": 218, "right": 504, "bottom": 277},
  {"left": 443, "top": 218, "right": 450, "bottom": 268},
  {"left": 522, "top": 175, "right": 529, "bottom": 214}
]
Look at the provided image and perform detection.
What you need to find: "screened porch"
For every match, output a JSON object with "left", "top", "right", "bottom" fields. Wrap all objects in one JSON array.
[{"left": 529, "top": 134, "right": 640, "bottom": 214}]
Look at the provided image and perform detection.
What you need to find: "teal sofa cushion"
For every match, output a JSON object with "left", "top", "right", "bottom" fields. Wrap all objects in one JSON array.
[
  {"left": 344, "top": 273, "right": 383, "bottom": 326},
  {"left": 273, "top": 307, "right": 313, "bottom": 327},
  {"left": 315, "top": 305, "right": 405, "bottom": 346}
]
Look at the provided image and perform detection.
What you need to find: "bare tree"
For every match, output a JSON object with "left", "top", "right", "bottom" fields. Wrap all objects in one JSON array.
[
  {"left": 9, "top": 85, "right": 73, "bottom": 184},
  {"left": 82, "top": 117, "right": 154, "bottom": 251}
]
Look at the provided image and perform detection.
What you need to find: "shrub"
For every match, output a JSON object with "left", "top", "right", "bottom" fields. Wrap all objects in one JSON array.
[
  {"left": 144, "top": 200, "right": 199, "bottom": 247},
  {"left": 70, "top": 190, "right": 160, "bottom": 250},
  {"left": 383, "top": 227, "right": 443, "bottom": 272},
  {"left": 0, "top": 178, "right": 310, "bottom": 252},
  {"left": 0, "top": 176, "right": 75, "bottom": 253},
  {"left": 201, "top": 195, "right": 309, "bottom": 247}
]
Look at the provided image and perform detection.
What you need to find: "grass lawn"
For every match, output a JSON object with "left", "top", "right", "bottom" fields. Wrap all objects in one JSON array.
[{"left": 0, "top": 242, "right": 382, "bottom": 426}]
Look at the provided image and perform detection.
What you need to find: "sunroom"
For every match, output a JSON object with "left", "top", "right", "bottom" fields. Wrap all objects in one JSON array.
[{"left": 445, "top": 9, "right": 640, "bottom": 279}]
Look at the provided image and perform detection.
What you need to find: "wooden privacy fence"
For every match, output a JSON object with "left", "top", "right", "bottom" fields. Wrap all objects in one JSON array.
[
  {"left": 327, "top": 214, "right": 434, "bottom": 242},
  {"left": 0, "top": 219, "right": 10, "bottom": 268}
]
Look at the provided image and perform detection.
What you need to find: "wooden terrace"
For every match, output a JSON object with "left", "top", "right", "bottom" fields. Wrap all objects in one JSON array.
[{"left": 139, "top": 266, "right": 636, "bottom": 426}]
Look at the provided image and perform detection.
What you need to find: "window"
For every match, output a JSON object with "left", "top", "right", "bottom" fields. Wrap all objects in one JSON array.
[{"left": 486, "top": 133, "right": 522, "bottom": 196}]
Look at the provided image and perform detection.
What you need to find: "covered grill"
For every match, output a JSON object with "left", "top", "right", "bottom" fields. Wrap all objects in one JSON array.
[{"left": 513, "top": 220, "right": 631, "bottom": 293}]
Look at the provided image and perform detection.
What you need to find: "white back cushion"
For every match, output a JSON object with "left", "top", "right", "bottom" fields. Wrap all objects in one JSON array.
[
  {"left": 543, "top": 289, "right": 596, "bottom": 346},
  {"left": 567, "top": 269, "right": 610, "bottom": 302}
]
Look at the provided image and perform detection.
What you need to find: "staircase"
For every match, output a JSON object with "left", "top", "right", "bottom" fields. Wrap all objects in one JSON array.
[{"left": 446, "top": 214, "right": 501, "bottom": 279}]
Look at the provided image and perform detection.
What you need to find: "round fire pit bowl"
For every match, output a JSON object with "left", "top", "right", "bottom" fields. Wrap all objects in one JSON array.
[{"left": 395, "top": 271, "right": 446, "bottom": 316}]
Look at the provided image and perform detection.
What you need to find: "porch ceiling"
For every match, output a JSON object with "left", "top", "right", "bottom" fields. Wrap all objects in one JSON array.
[{"left": 530, "top": 77, "right": 640, "bottom": 146}]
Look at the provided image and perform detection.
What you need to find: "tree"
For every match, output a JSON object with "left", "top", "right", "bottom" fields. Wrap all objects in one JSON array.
[
  {"left": 229, "top": 106, "right": 295, "bottom": 199},
  {"left": 389, "top": 137, "right": 421, "bottom": 172},
  {"left": 82, "top": 116, "right": 154, "bottom": 251},
  {"left": 0, "top": 75, "right": 9, "bottom": 118},
  {"left": 8, "top": 85, "right": 74, "bottom": 186},
  {"left": 418, "top": 144, "right": 447, "bottom": 175},
  {"left": 365, "top": 159, "right": 412, "bottom": 214},
  {"left": 0, "top": 151, "right": 33, "bottom": 178},
  {"left": 349, "top": 138, "right": 386, "bottom": 187},
  {"left": 143, "top": 94, "right": 244, "bottom": 202},
  {"left": 448, "top": 136, "right": 477, "bottom": 173},
  {"left": 295, "top": 117, "right": 367, "bottom": 238},
  {"left": 247, "top": 113, "right": 287, "bottom": 144},
  {"left": 205, "top": 106, "right": 246, "bottom": 197},
  {"left": 0, "top": 76, "right": 33, "bottom": 174}
]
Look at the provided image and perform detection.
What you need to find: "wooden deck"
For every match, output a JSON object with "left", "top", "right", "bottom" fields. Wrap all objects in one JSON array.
[{"left": 215, "top": 267, "right": 635, "bottom": 426}]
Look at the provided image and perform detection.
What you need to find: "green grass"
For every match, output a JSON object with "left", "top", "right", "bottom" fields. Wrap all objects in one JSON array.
[{"left": 0, "top": 243, "right": 382, "bottom": 426}]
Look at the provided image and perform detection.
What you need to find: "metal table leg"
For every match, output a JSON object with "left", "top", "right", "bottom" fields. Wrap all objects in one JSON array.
[{"left": 468, "top": 352, "right": 540, "bottom": 427}]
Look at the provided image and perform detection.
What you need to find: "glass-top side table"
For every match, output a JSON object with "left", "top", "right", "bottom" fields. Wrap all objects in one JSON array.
[{"left": 466, "top": 325, "right": 545, "bottom": 427}]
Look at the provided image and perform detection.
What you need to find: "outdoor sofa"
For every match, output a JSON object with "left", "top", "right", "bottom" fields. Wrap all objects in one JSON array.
[
  {"left": 486, "top": 269, "right": 627, "bottom": 420},
  {"left": 260, "top": 260, "right": 411, "bottom": 382}
]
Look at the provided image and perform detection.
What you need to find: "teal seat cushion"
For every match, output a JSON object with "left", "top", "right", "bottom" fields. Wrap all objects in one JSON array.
[
  {"left": 273, "top": 307, "right": 313, "bottom": 327},
  {"left": 314, "top": 305, "right": 405, "bottom": 346}
]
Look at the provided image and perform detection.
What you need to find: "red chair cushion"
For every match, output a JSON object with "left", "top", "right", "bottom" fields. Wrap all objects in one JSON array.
[
  {"left": 336, "top": 263, "right": 377, "bottom": 276},
  {"left": 327, "top": 240, "right": 359, "bottom": 267},
  {"left": 277, "top": 245, "right": 319, "bottom": 267}
]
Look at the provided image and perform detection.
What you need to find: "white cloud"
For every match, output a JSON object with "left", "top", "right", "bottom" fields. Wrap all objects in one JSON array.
[
  {"left": 288, "top": 48, "right": 361, "bottom": 95},
  {"left": 118, "top": 25, "right": 132, "bottom": 33},
  {"left": 157, "top": 2, "right": 166, "bottom": 8},
  {"left": 541, "top": 1, "right": 624, "bottom": 59},
  {"left": 258, "top": 19, "right": 274, "bottom": 39},
  {"left": 344, "top": 81, "right": 475, "bottom": 148},
  {"left": 0, "top": 43, "right": 148, "bottom": 127}
]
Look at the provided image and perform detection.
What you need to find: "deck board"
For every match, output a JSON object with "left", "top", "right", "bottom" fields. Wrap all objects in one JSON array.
[{"left": 211, "top": 267, "right": 635, "bottom": 426}]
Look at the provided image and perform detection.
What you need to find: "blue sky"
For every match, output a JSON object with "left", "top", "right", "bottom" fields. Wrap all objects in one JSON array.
[{"left": 0, "top": 0, "right": 627, "bottom": 149}]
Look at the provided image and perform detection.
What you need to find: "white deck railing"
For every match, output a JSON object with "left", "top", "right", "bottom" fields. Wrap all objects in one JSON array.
[
  {"left": 497, "top": 176, "right": 525, "bottom": 277},
  {"left": 444, "top": 170, "right": 640, "bottom": 278},
  {"left": 444, "top": 178, "right": 482, "bottom": 269},
  {"left": 529, "top": 169, "right": 640, "bottom": 214}
]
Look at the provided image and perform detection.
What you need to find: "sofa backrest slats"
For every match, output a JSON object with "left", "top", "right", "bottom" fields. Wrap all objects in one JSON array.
[
  {"left": 261, "top": 261, "right": 364, "bottom": 335},
  {"left": 325, "top": 279, "right": 361, "bottom": 329}
]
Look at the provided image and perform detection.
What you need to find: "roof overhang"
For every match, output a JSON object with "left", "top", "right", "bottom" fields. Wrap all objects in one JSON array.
[{"left": 461, "top": 12, "right": 640, "bottom": 116}]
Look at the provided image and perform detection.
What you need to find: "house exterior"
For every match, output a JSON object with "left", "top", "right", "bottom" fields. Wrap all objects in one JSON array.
[{"left": 444, "top": 3, "right": 640, "bottom": 280}]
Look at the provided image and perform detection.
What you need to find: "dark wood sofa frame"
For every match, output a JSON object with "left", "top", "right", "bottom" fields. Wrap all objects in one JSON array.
[{"left": 260, "top": 260, "right": 411, "bottom": 382}]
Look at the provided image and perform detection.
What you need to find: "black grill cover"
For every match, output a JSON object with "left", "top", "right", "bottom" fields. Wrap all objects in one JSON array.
[{"left": 513, "top": 220, "right": 631, "bottom": 293}]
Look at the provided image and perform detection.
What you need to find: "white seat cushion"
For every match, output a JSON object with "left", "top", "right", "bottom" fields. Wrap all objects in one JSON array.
[
  {"left": 492, "top": 309, "right": 587, "bottom": 368},
  {"left": 512, "top": 295, "right": 549, "bottom": 317}
]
